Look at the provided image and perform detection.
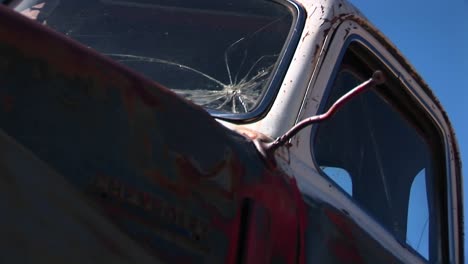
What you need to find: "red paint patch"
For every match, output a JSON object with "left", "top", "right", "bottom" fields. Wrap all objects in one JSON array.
[
  {"left": 325, "top": 209, "right": 354, "bottom": 239},
  {"left": 236, "top": 171, "right": 300, "bottom": 264},
  {"left": 328, "top": 239, "right": 363, "bottom": 263}
]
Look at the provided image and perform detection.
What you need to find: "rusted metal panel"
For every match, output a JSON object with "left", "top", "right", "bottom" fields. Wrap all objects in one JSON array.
[
  {"left": 0, "top": 129, "right": 162, "bottom": 264},
  {"left": 0, "top": 6, "right": 305, "bottom": 263},
  {"left": 1, "top": 0, "right": 463, "bottom": 262}
]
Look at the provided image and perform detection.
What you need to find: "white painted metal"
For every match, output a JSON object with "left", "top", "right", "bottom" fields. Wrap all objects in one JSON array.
[{"left": 220, "top": 0, "right": 462, "bottom": 262}]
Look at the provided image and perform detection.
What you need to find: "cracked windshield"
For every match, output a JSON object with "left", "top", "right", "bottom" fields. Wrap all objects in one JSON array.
[{"left": 16, "top": 0, "right": 293, "bottom": 114}]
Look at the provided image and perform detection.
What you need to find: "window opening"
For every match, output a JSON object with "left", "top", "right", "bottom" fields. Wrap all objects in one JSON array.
[
  {"left": 311, "top": 43, "right": 439, "bottom": 261},
  {"left": 407, "top": 169, "right": 429, "bottom": 259}
]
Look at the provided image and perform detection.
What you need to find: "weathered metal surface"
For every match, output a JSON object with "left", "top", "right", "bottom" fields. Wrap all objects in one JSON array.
[
  {"left": 302, "top": 197, "right": 403, "bottom": 264},
  {"left": 0, "top": 129, "right": 161, "bottom": 264},
  {"left": 0, "top": 6, "right": 305, "bottom": 263},
  {"left": 251, "top": 0, "right": 462, "bottom": 262},
  {"left": 0, "top": 0, "right": 463, "bottom": 262},
  {"left": 238, "top": 0, "right": 364, "bottom": 138},
  {"left": 262, "top": 70, "right": 384, "bottom": 155}
]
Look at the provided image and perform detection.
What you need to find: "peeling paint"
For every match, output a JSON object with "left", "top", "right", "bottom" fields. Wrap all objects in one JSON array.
[{"left": 0, "top": 0, "right": 463, "bottom": 263}]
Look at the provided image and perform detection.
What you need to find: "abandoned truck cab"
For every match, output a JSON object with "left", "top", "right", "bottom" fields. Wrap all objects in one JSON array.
[{"left": 0, "top": 0, "right": 463, "bottom": 263}]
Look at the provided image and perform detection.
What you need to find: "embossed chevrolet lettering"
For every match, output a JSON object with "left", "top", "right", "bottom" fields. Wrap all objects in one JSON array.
[
  {"left": 0, "top": 0, "right": 463, "bottom": 263},
  {"left": 91, "top": 174, "right": 209, "bottom": 241}
]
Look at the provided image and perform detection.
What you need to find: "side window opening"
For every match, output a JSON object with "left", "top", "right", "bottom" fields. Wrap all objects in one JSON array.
[
  {"left": 407, "top": 169, "right": 429, "bottom": 259},
  {"left": 311, "top": 42, "right": 442, "bottom": 261},
  {"left": 321, "top": 166, "right": 352, "bottom": 196}
]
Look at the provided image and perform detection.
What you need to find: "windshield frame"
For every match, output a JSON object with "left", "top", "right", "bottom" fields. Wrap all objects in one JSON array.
[
  {"left": 209, "top": 0, "right": 305, "bottom": 122},
  {"left": 8, "top": 0, "right": 305, "bottom": 122}
]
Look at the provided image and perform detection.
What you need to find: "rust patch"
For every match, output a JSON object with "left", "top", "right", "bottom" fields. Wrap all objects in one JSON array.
[
  {"left": 233, "top": 127, "right": 273, "bottom": 143},
  {"left": 310, "top": 43, "right": 321, "bottom": 67},
  {"left": 301, "top": 31, "right": 311, "bottom": 42},
  {"left": 321, "top": 13, "right": 353, "bottom": 37},
  {"left": 343, "top": 27, "right": 351, "bottom": 40},
  {"left": 90, "top": 175, "right": 210, "bottom": 253},
  {"left": 309, "top": 6, "right": 318, "bottom": 18},
  {"left": 143, "top": 154, "right": 235, "bottom": 200}
]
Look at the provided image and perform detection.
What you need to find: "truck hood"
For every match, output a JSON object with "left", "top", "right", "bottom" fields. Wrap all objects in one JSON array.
[{"left": 0, "top": 5, "right": 305, "bottom": 263}]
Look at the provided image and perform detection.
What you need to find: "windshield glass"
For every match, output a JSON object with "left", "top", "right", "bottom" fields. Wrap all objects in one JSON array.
[{"left": 15, "top": 0, "right": 294, "bottom": 115}]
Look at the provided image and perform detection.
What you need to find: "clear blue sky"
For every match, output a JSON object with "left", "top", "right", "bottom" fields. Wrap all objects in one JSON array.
[{"left": 349, "top": 0, "right": 467, "bottom": 259}]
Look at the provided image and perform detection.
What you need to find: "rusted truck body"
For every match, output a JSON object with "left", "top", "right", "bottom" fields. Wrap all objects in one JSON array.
[{"left": 0, "top": 0, "right": 463, "bottom": 263}]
